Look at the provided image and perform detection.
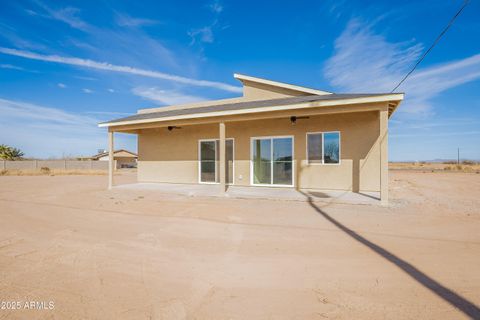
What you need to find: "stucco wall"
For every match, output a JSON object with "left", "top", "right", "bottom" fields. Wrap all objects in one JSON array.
[
  {"left": 137, "top": 111, "right": 382, "bottom": 191},
  {"left": 242, "top": 80, "right": 309, "bottom": 99}
]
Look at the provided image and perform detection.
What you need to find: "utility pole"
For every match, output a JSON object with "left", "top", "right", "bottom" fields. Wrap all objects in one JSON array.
[{"left": 457, "top": 148, "right": 460, "bottom": 165}]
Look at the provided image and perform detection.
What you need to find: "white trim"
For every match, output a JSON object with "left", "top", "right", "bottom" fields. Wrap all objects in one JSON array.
[
  {"left": 306, "top": 131, "right": 341, "bottom": 165},
  {"left": 198, "top": 138, "right": 235, "bottom": 185},
  {"left": 250, "top": 135, "right": 295, "bottom": 188},
  {"left": 98, "top": 94, "right": 404, "bottom": 128}
]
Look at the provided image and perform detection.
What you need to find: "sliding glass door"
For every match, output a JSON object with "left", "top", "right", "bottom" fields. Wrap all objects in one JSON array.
[
  {"left": 199, "top": 139, "right": 234, "bottom": 184},
  {"left": 252, "top": 136, "right": 293, "bottom": 186}
]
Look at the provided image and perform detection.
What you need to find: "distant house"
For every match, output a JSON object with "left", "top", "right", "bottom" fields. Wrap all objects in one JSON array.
[
  {"left": 99, "top": 74, "right": 403, "bottom": 204},
  {"left": 91, "top": 149, "right": 137, "bottom": 169}
]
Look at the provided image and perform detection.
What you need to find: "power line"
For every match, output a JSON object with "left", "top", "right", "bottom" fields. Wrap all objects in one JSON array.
[{"left": 391, "top": 0, "right": 470, "bottom": 93}]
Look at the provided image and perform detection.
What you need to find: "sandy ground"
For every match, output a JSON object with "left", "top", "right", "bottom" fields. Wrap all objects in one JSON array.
[{"left": 0, "top": 171, "right": 479, "bottom": 319}]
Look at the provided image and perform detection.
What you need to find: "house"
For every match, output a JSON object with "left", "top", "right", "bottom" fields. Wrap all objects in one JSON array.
[
  {"left": 91, "top": 149, "right": 137, "bottom": 169},
  {"left": 99, "top": 74, "right": 403, "bottom": 204}
]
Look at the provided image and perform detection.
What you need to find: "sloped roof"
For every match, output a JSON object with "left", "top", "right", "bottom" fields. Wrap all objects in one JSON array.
[{"left": 99, "top": 93, "right": 403, "bottom": 127}]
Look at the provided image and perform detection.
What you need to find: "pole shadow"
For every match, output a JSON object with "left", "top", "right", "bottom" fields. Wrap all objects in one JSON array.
[{"left": 300, "top": 192, "right": 480, "bottom": 319}]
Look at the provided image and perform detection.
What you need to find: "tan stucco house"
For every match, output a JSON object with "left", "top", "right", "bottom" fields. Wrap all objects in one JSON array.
[
  {"left": 100, "top": 74, "right": 403, "bottom": 204},
  {"left": 91, "top": 149, "right": 137, "bottom": 169}
]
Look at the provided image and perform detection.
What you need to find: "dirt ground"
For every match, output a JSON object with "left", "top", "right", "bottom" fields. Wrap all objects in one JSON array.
[
  {"left": 390, "top": 161, "right": 480, "bottom": 173},
  {"left": 0, "top": 171, "right": 479, "bottom": 319}
]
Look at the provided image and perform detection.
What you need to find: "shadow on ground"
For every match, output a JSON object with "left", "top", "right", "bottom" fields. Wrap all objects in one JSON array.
[{"left": 300, "top": 191, "right": 480, "bottom": 319}]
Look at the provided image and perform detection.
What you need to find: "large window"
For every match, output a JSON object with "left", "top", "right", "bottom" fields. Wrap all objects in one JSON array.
[
  {"left": 199, "top": 139, "right": 234, "bottom": 183},
  {"left": 307, "top": 132, "right": 340, "bottom": 164},
  {"left": 251, "top": 136, "right": 293, "bottom": 186}
]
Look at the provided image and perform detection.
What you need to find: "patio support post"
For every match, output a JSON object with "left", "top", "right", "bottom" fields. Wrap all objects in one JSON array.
[
  {"left": 380, "top": 109, "right": 388, "bottom": 205},
  {"left": 219, "top": 122, "right": 226, "bottom": 192},
  {"left": 108, "top": 130, "right": 114, "bottom": 190}
]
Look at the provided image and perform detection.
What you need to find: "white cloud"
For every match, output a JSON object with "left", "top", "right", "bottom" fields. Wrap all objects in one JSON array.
[
  {"left": 0, "top": 98, "right": 134, "bottom": 158},
  {"left": 208, "top": 0, "right": 223, "bottom": 13},
  {"left": 0, "top": 64, "right": 26, "bottom": 71},
  {"left": 324, "top": 19, "right": 422, "bottom": 93},
  {"left": 189, "top": 1, "right": 224, "bottom": 45},
  {"left": 0, "top": 47, "right": 242, "bottom": 93},
  {"left": 324, "top": 19, "right": 480, "bottom": 114},
  {"left": 34, "top": 2, "right": 91, "bottom": 31},
  {"left": 188, "top": 26, "right": 214, "bottom": 44},
  {"left": 115, "top": 13, "right": 159, "bottom": 27},
  {"left": 85, "top": 111, "right": 130, "bottom": 116},
  {"left": 57, "top": 83, "right": 67, "bottom": 88},
  {"left": 107, "top": 88, "right": 115, "bottom": 93},
  {"left": 132, "top": 87, "right": 204, "bottom": 105},
  {"left": 74, "top": 75, "right": 97, "bottom": 81},
  {"left": 82, "top": 88, "right": 93, "bottom": 93}
]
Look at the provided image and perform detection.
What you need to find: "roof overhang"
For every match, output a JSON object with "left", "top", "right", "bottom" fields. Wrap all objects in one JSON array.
[{"left": 99, "top": 93, "right": 403, "bottom": 129}]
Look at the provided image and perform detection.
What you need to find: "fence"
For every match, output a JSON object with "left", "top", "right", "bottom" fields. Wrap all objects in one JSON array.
[{"left": 0, "top": 160, "right": 112, "bottom": 170}]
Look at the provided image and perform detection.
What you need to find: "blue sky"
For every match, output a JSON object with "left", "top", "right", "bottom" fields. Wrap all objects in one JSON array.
[{"left": 0, "top": 0, "right": 479, "bottom": 160}]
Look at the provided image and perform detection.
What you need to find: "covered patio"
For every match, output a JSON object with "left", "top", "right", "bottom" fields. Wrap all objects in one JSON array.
[{"left": 114, "top": 182, "right": 381, "bottom": 205}]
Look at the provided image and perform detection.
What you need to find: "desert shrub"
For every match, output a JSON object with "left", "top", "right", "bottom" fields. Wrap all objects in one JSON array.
[
  {"left": 462, "top": 160, "right": 476, "bottom": 165},
  {"left": 40, "top": 167, "right": 51, "bottom": 174},
  {"left": 0, "top": 169, "right": 7, "bottom": 175},
  {"left": 0, "top": 145, "right": 24, "bottom": 160},
  {"left": 455, "top": 165, "right": 463, "bottom": 171},
  {"left": 443, "top": 161, "right": 456, "bottom": 164},
  {"left": 444, "top": 166, "right": 452, "bottom": 171}
]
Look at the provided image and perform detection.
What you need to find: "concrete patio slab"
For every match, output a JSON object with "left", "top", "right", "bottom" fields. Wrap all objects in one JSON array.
[{"left": 115, "top": 182, "right": 380, "bottom": 205}]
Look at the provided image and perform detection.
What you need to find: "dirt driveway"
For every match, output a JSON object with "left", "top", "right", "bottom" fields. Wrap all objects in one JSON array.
[{"left": 0, "top": 171, "right": 479, "bottom": 319}]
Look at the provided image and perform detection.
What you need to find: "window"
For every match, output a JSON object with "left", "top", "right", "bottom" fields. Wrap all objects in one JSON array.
[
  {"left": 251, "top": 136, "right": 293, "bottom": 186},
  {"left": 199, "top": 139, "right": 234, "bottom": 184},
  {"left": 307, "top": 132, "right": 340, "bottom": 164}
]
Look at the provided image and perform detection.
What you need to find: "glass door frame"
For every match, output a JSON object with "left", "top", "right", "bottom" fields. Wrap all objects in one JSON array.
[
  {"left": 198, "top": 138, "right": 235, "bottom": 185},
  {"left": 250, "top": 135, "right": 295, "bottom": 188}
]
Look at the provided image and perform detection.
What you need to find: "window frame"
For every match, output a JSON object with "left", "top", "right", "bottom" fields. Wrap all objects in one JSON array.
[
  {"left": 249, "top": 135, "right": 295, "bottom": 188},
  {"left": 306, "top": 131, "right": 341, "bottom": 165},
  {"left": 198, "top": 138, "right": 235, "bottom": 185}
]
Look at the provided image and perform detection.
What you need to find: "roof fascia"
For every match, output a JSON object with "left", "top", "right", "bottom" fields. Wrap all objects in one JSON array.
[{"left": 99, "top": 94, "right": 403, "bottom": 128}]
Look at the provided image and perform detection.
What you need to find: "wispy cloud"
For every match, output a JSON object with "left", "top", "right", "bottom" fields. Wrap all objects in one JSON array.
[
  {"left": 132, "top": 87, "right": 204, "bottom": 105},
  {"left": 208, "top": 0, "right": 223, "bottom": 13},
  {"left": 324, "top": 19, "right": 422, "bottom": 93},
  {"left": 33, "top": 1, "right": 91, "bottom": 31},
  {"left": 57, "top": 83, "right": 67, "bottom": 88},
  {"left": 324, "top": 19, "right": 480, "bottom": 114},
  {"left": 0, "top": 98, "right": 134, "bottom": 158},
  {"left": 1, "top": 64, "right": 26, "bottom": 71},
  {"left": 115, "top": 13, "right": 160, "bottom": 27},
  {"left": 107, "top": 88, "right": 115, "bottom": 93},
  {"left": 84, "top": 111, "right": 131, "bottom": 116},
  {"left": 82, "top": 88, "right": 93, "bottom": 93},
  {"left": 0, "top": 47, "right": 242, "bottom": 93},
  {"left": 188, "top": 0, "right": 224, "bottom": 45},
  {"left": 188, "top": 26, "right": 215, "bottom": 44},
  {"left": 74, "top": 75, "right": 97, "bottom": 81},
  {"left": 0, "top": 23, "right": 47, "bottom": 51},
  {"left": 29, "top": 1, "right": 180, "bottom": 71}
]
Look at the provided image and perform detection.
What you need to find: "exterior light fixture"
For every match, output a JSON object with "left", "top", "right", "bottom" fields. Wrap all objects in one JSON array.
[{"left": 290, "top": 116, "right": 309, "bottom": 124}]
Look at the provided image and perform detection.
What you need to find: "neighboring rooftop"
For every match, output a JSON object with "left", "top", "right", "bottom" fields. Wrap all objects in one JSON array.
[{"left": 91, "top": 149, "right": 137, "bottom": 159}]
